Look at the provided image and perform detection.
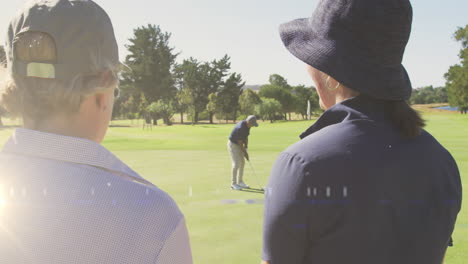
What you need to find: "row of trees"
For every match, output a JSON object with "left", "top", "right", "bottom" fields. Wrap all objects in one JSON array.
[
  {"left": 1, "top": 24, "right": 467, "bottom": 126},
  {"left": 257, "top": 74, "right": 320, "bottom": 122},
  {"left": 114, "top": 24, "right": 467, "bottom": 123},
  {"left": 445, "top": 25, "right": 468, "bottom": 113},
  {"left": 112, "top": 24, "right": 320, "bottom": 125},
  {"left": 112, "top": 25, "right": 248, "bottom": 125},
  {"left": 0, "top": 27, "right": 320, "bottom": 127},
  {"left": 410, "top": 86, "right": 447, "bottom": 105}
]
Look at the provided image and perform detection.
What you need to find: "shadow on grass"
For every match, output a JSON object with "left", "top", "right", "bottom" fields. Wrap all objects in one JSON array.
[{"left": 238, "top": 188, "right": 264, "bottom": 194}]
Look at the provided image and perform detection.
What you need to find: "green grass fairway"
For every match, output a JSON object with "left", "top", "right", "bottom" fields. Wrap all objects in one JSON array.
[{"left": 0, "top": 109, "right": 466, "bottom": 263}]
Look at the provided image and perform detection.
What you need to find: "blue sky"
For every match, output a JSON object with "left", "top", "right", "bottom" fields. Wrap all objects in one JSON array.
[{"left": 1, "top": 0, "right": 467, "bottom": 88}]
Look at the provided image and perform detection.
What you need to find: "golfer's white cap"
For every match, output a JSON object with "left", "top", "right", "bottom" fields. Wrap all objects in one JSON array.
[{"left": 247, "top": 115, "right": 259, "bottom": 127}]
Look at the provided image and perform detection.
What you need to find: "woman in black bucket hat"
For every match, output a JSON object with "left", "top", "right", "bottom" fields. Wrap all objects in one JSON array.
[{"left": 262, "top": 0, "right": 462, "bottom": 264}]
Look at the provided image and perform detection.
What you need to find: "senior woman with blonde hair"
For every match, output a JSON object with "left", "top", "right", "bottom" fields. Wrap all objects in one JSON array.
[
  {"left": 262, "top": 0, "right": 462, "bottom": 264},
  {"left": 0, "top": 0, "right": 192, "bottom": 263}
]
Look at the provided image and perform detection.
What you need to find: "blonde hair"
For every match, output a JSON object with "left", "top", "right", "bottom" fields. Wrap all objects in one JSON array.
[{"left": 1, "top": 32, "right": 118, "bottom": 123}]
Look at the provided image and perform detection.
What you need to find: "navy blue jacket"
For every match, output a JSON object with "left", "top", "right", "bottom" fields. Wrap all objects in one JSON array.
[{"left": 262, "top": 96, "right": 462, "bottom": 264}]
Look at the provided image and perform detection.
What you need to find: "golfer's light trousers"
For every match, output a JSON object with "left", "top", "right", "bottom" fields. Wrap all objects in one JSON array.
[{"left": 227, "top": 140, "right": 245, "bottom": 185}]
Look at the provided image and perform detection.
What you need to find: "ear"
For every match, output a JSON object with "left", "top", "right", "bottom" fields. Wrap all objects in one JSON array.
[
  {"left": 94, "top": 92, "right": 107, "bottom": 110},
  {"left": 99, "top": 70, "right": 114, "bottom": 88}
]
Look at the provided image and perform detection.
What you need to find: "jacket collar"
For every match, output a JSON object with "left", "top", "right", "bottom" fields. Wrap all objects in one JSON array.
[{"left": 300, "top": 95, "right": 388, "bottom": 139}]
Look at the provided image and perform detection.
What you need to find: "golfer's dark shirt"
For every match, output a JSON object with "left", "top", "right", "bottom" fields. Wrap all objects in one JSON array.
[
  {"left": 262, "top": 96, "right": 462, "bottom": 264},
  {"left": 229, "top": 120, "right": 250, "bottom": 144}
]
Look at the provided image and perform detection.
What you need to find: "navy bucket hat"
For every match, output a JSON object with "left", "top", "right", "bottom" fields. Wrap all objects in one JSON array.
[{"left": 280, "top": 0, "right": 413, "bottom": 101}]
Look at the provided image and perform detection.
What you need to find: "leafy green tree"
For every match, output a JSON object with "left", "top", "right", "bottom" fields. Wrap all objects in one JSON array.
[
  {"left": 269, "top": 74, "right": 290, "bottom": 90},
  {"left": 123, "top": 24, "right": 178, "bottom": 122},
  {"left": 214, "top": 73, "right": 245, "bottom": 123},
  {"left": 137, "top": 94, "right": 149, "bottom": 118},
  {"left": 255, "top": 98, "right": 283, "bottom": 123},
  {"left": 445, "top": 25, "right": 468, "bottom": 113},
  {"left": 207, "top": 55, "right": 231, "bottom": 95},
  {"left": 147, "top": 100, "right": 175, "bottom": 125},
  {"left": 146, "top": 103, "right": 159, "bottom": 125},
  {"left": 174, "top": 55, "right": 231, "bottom": 123},
  {"left": 446, "top": 65, "right": 468, "bottom": 112},
  {"left": 122, "top": 95, "right": 139, "bottom": 122},
  {"left": 111, "top": 96, "right": 124, "bottom": 120},
  {"left": 292, "top": 85, "right": 320, "bottom": 119},
  {"left": 259, "top": 84, "right": 295, "bottom": 120},
  {"left": 435, "top": 87, "right": 448, "bottom": 103},
  {"left": 206, "top": 93, "right": 218, "bottom": 124},
  {"left": 173, "top": 89, "right": 191, "bottom": 124},
  {"left": 410, "top": 86, "right": 447, "bottom": 105},
  {"left": 174, "top": 58, "right": 203, "bottom": 123},
  {"left": 239, "top": 88, "right": 261, "bottom": 116},
  {"left": 197, "top": 56, "right": 231, "bottom": 123},
  {"left": 112, "top": 83, "right": 139, "bottom": 120},
  {"left": 259, "top": 74, "right": 297, "bottom": 120}
]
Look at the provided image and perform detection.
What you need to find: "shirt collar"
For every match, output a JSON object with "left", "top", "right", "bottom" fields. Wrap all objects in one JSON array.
[
  {"left": 1, "top": 128, "right": 146, "bottom": 183},
  {"left": 300, "top": 95, "right": 388, "bottom": 139}
]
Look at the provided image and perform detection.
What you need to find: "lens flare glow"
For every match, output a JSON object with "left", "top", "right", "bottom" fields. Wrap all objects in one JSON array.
[
  {"left": 0, "top": 195, "right": 6, "bottom": 218},
  {"left": 0, "top": 183, "right": 7, "bottom": 218}
]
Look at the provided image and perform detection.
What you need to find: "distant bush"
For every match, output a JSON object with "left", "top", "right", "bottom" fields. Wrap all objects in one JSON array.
[
  {"left": 410, "top": 86, "right": 448, "bottom": 105},
  {"left": 255, "top": 98, "right": 283, "bottom": 123},
  {"left": 188, "top": 111, "right": 210, "bottom": 122}
]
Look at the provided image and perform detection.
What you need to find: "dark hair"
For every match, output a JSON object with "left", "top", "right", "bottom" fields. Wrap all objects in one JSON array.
[{"left": 384, "top": 100, "right": 425, "bottom": 138}]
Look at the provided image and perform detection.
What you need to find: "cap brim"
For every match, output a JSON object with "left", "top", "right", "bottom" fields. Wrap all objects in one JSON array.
[{"left": 279, "top": 18, "right": 412, "bottom": 100}]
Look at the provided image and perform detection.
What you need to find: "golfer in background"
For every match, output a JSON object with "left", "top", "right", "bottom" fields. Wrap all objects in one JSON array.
[
  {"left": 0, "top": 1, "right": 191, "bottom": 263},
  {"left": 262, "top": 0, "right": 462, "bottom": 263},
  {"left": 228, "top": 115, "right": 258, "bottom": 190}
]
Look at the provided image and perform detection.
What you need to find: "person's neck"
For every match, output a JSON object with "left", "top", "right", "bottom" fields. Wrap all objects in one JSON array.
[
  {"left": 24, "top": 115, "right": 100, "bottom": 143},
  {"left": 334, "top": 89, "right": 360, "bottom": 106}
]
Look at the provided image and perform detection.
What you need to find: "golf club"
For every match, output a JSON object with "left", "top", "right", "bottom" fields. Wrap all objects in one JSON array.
[{"left": 247, "top": 160, "right": 265, "bottom": 191}]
